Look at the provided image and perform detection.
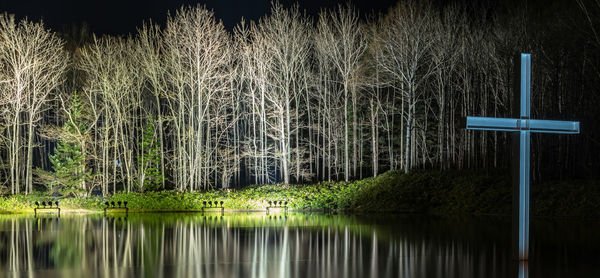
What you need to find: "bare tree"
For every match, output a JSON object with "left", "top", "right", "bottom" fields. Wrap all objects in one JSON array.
[
  {"left": 376, "top": 1, "right": 436, "bottom": 173},
  {"left": 430, "top": 5, "right": 461, "bottom": 169},
  {"left": 0, "top": 14, "right": 68, "bottom": 194},
  {"left": 249, "top": 3, "right": 312, "bottom": 184},
  {"left": 163, "top": 4, "right": 232, "bottom": 190},
  {"left": 135, "top": 23, "right": 167, "bottom": 189},
  {"left": 316, "top": 4, "right": 368, "bottom": 181},
  {"left": 78, "top": 36, "right": 137, "bottom": 193}
]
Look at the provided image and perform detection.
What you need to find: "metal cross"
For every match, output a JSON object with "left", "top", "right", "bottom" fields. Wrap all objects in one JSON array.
[{"left": 466, "top": 53, "right": 580, "bottom": 261}]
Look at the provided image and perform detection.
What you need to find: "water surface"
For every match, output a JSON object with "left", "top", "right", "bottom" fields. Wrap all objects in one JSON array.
[{"left": 0, "top": 212, "right": 598, "bottom": 277}]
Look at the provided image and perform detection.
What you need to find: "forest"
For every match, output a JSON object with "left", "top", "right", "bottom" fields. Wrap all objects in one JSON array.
[{"left": 0, "top": 0, "right": 597, "bottom": 197}]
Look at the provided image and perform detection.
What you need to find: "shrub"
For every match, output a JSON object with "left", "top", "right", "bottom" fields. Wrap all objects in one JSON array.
[{"left": 1, "top": 170, "right": 597, "bottom": 217}]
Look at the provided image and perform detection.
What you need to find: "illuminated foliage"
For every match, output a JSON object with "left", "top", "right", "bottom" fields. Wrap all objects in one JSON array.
[{"left": 48, "top": 93, "right": 89, "bottom": 195}]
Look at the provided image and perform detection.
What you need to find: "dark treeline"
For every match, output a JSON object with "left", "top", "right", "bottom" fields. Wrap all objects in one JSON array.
[{"left": 0, "top": 0, "right": 597, "bottom": 196}]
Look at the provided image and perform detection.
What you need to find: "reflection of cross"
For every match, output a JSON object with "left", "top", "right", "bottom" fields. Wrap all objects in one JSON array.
[{"left": 466, "top": 53, "right": 580, "bottom": 261}]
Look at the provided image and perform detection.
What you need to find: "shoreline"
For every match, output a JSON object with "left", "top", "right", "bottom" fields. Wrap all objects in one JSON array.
[{"left": 1, "top": 169, "right": 598, "bottom": 218}]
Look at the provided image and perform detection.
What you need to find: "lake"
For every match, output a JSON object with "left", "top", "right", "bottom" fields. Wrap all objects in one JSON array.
[{"left": 0, "top": 212, "right": 598, "bottom": 277}]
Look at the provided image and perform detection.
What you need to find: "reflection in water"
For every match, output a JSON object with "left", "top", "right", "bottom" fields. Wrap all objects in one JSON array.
[
  {"left": 0, "top": 213, "right": 599, "bottom": 277},
  {"left": 519, "top": 261, "right": 528, "bottom": 278}
]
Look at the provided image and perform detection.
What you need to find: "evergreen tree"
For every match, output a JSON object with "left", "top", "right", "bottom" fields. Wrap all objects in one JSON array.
[
  {"left": 48, "top": 93, "right": 89, "bottom": 194},
  {"left": 138, "top": 117, "right": 162, "bottom": 191}
]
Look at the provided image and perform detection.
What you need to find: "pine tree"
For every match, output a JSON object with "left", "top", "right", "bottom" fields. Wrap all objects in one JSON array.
[
  {"left": 138, "top": 117, "right": 162, "bottom": 191},
  {"left": 48, "top": 93, "right": 89, "bottom": 194}
]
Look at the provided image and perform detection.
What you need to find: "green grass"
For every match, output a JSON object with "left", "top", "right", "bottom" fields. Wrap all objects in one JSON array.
[{"left": 1, "top": 169, "right": 598, "bottom": 217}]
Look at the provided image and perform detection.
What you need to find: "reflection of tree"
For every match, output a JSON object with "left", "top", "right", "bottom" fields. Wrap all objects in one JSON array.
[
  {"left": 2, "top": 213, "right": 578, "bottom": 277},
  {"left": 1, "top": 213, "right": 390, "bottom": 276},
  {"left": 43, "top": 216, "right": 103, "bottom": 274},
  {"left": 49, "top": 225, "right": 79, "bottom": 268}
]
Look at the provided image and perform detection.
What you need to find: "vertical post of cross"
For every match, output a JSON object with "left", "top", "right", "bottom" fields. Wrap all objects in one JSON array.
[
  {"left": 466, "top": 52, "right": 579, "bottom": 262},
  {"left": 512, "top": 53, "right": 531, "bottom": 261}
]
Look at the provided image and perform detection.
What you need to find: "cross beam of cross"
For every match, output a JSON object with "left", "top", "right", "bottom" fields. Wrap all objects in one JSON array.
[{"left": 466, "top": 53, "right": 580, "bottom": 261}]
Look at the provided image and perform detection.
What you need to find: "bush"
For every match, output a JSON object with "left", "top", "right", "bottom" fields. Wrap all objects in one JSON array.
[{"left": 0, "top": 170, "right": 597, "bottom": 217}]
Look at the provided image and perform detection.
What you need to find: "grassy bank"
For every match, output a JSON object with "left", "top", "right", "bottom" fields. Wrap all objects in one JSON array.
[{"left": 1, "top": 170, "right": 598, "bottom": 217}]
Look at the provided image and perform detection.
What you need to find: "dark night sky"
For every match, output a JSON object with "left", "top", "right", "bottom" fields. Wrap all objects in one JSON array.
[{"left": 0, "top": 0, "right": 399, "bottom": 35}]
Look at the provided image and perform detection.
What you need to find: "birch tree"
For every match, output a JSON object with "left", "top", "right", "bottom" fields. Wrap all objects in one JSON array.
[
  {"left": 251, "top": 3, "right": 312, "bottom": 184},
  {"left": 377, "top": 1, "right": 436, "bottom": 173},
  {"left": 136, "top": 23, "right": 167, "bottom": 189},
  {"left": 316, "top": 4, "right": 368, "bottom": 181},
  {"left": 163, "top": 5, "right": 232, "bottom": 190},
  {"left": 431, "top": 5, "right": 461, "bottom": 169},
  {"left": 0, "top": 14, "right": 68, "bottom": 194},
  {"left": 78, "top": 36, "right": 137, "bottom": 194}
]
